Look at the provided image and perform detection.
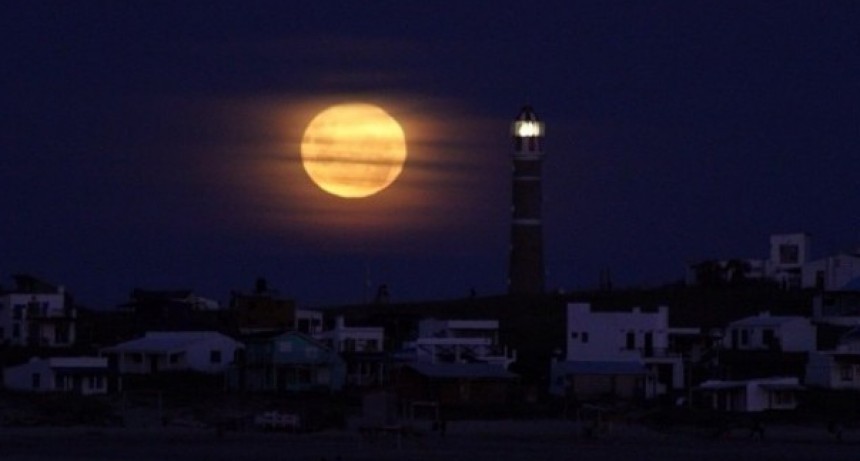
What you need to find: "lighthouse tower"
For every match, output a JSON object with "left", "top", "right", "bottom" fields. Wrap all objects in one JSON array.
[{"left": 508, "top": 105, "right": 545, "bottom": 295}]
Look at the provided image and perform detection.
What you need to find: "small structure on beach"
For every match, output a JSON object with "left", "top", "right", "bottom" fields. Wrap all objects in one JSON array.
[
  {"left": 3, "top": 356, "right": 111, "bottom": 395},
  {"left": 697, "top": 376, "right": 803, "bottom": 412}
]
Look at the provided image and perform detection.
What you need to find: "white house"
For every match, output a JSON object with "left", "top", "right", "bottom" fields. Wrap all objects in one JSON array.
[
  {"left": 724, "top": 312, "right": 816, "bottom": 352},
  {"left": 767, "top": 233, "right": 810, "bottom": 288},
  {"left": 803, "top": 253, "right": 860, "bottom": 291},
  {"left": 551, "top": 303, "right": 690, "bottom": 399},
  {"left": 295, "top": 309, "right": 324, "bottom": 335},
  {"left": 813, "top": 289, "right": 860, "bottom": 325},
  {"left": 315, "top": 316, "right": 386, "bottom": 387},
  {"left": 315, "top": 316, "right": 384, "bottom": 353},
  {"left": 3, "top": 357, "right": 109, "bottom": 395},
  {"left": 400, "top": 318, "right": 516, "bottom": 369},
  {"left": 101, "top": 331, "right": 243, "bottom": 375},
  {"left": 0, "top": 275, "right": 76, "bottom": 347},
  {"left": 806, "top": 327, "right": 860, "bottom": 390},
  {"left": 698, "top": 377, "right": 803, "bottom": 412}
]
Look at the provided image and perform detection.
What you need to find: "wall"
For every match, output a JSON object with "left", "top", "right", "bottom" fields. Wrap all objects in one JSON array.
[{"left": 566, "top": 303, "right": 669, "bottom": 361}]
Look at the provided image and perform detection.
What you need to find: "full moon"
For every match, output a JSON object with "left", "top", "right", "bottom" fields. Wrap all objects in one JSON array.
[{"left": 300, "top": 103, "right": 407, "bottom": 198}]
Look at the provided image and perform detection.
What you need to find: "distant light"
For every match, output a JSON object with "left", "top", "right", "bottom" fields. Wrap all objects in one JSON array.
[{"left": 513, "top": 121, "right": 543, "bottom": 138}]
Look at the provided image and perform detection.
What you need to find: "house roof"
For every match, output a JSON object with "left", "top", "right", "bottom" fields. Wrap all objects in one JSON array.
[
  {"left": 839, "top": 277, "right": 860, "bottom": 292},
  {"left": 698, "top": 377, "right": 802, "bottom": 390},
  {"left": 553, "top": 360, "right": 647, "bottom": 375},
  {"left": 102, "top": 331, "right": 240, "bottom": 354},
  {"left": 406, "top": 362, "right": 517, "bottom": 379},
  {"left": 729, "top": 313, "right": 803, "bottom": 328}
]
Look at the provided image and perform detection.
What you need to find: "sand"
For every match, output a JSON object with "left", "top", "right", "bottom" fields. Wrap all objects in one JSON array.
[{"left": 0, "top": 420, "right": 858, "bottom": 461}]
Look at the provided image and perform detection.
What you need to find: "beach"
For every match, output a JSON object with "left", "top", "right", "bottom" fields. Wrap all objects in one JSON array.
[{"left": 1, "top": 420, "right": 859, "bottom": 461}]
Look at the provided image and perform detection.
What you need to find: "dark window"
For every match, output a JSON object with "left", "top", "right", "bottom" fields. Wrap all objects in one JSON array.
[
  {"left": 841, "top": 365, "right": 853, "bottom": 382},
  {"left": 12, "top": 324, "right": 20, "bottom": 339},
  {"left": 581, "top": 332, "right": 589, "bottom": 343},
  {"left": 763, "top": 329, "right": 776, "bottom": 349},
  {"left": 741, "top": 330, "right": 749, "bottom": 346},
  {"left": 13, "top": 305, "right": 23, "bottom": 320},
  {"left": 32, "top": 373, "right": 41, "bottom": 389},
  {"left": 779, "top": 244, "right": 799, "bottom": 264},
  {"left": 210, "top": 350, "right": 222, "bottom": 364},
  {"left": 55, "top": 324, "right": 70, "bottom": 344},
  {"left": 626, "top": 332, "right": 636, "bottom": 350},
  {"left": 644, "top": 332, "right": 654, "bottom": 356},
  {"left": 571, "top": 332, "right": 578, "bottom": 339}
]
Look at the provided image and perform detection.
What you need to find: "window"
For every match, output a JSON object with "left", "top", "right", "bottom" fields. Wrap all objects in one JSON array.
[
  {"left": 763, "top": 329, "right": 776, "bottom": 349},
  {"left": 210, "top": 350, "right": 222, "bottom": 364},
  {"left": 581, "top": 332, "right": 589, "bottom": 343},
  {"left": 644, "top": 332, "right": 654, "bottom": 356},
  {"left": 55, "top": 324, "right": 70, "bottom": 344},
  {"left": 779, "top": 244, "right": 799, "bottom": 264},
  {"left": 626, "top": 332, "right": 636, "bottom": 350},
  {"left": 841, "top": 365, "right": 854, "bottom": 382},
  {"left": 571, "top": 332, "right": 578, "bottom": 339},
  {"left": 169, "top": 354, "right": 179, "bottom": 364},
  {"left": 740, "top": 330, "right": 749, "bottom": 346},
  {"left": 32, "top": 373, "right": 41, "bottom": 389},
  {"left": 13, "top": 305, "right": 24, "bottom": 320},
  {"left": 12, "top": 324, "right": 20, "bottom": 339},
  {"left": 774, "top": 391, "right": 794, "bottom": 406}
]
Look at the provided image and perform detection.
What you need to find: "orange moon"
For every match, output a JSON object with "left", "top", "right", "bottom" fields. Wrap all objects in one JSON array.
[{"left": 300, "top": 103, "right": 407, "bottom": 198}]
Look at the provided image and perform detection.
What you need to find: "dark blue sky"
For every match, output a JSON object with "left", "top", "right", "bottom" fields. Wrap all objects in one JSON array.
[{"left": 3, "top": 2, "right": 859, "bottom": 308}]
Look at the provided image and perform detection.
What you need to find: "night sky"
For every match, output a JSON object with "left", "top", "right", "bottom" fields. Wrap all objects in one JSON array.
[{"left": 3, "top": 2, "right": 859, "bottom": 308}]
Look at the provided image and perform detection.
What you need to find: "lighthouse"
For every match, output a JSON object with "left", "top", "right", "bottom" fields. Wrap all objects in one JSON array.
[{"left": 508, "top": 105, "right": 545, "bottom": 295}]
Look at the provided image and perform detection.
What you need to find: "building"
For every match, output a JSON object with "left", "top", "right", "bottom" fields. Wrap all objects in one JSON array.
[
  {"left": 100, "top": 331, "right": 243, "bottom": 375},
  {"left": 3, "top": 357, "right": 110, "bottom": 395},
  {"left": 813, "top": 287, "right": 860, "bottom": 325},
  {"left": 550, "top": 303, "right": 689, "bottom": 400},
  {"left": 399, "top": 318, "right": 516, "bottom": 369},
  {"left": 687, "top": 232, "right": 860, "bottom": 291},
  {"left": 768, "top": 233, "right": 811, "bottom": 289},
  {"left": 230, "top": 278, "right": 295, "bottom": 334},
  {"left": 804, "top": 253, "right": 860, "bottom": 292},
  {"left": 508, "top": 105, "right": 545, "bottom": 295},
  {"left": 723, "top": 312, "right": 816, "bottom": 352},
  {"left": 697, "top": 377, "right": 803, "bottom": 412},
  {"left": 115, "top": 288, "right": 229, "bottom": 335},
  {"left": 295, "top": 309, "right": 324, "bottom": 335},
  {"left": 230, "top": 331, "right": 345, "bottom": 392},
  {"left": 807, "top": 326, "right": 860, "bottom": 390},
  {"left": 0, "top": 275, "right": 76, "bottom": 347},
  {"left": 315, "top": 316, "right": 387, "bottom": 388}
]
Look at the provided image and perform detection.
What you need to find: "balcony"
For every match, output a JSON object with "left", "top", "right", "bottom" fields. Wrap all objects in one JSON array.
[{"left": 25, "top": 305, "right": 76, "bottom": 321}]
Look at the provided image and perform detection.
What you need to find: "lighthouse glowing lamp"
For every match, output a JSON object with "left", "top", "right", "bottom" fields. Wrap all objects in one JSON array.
[{"left": 508, "top": 105, "right": 545, "bottom": 295}]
